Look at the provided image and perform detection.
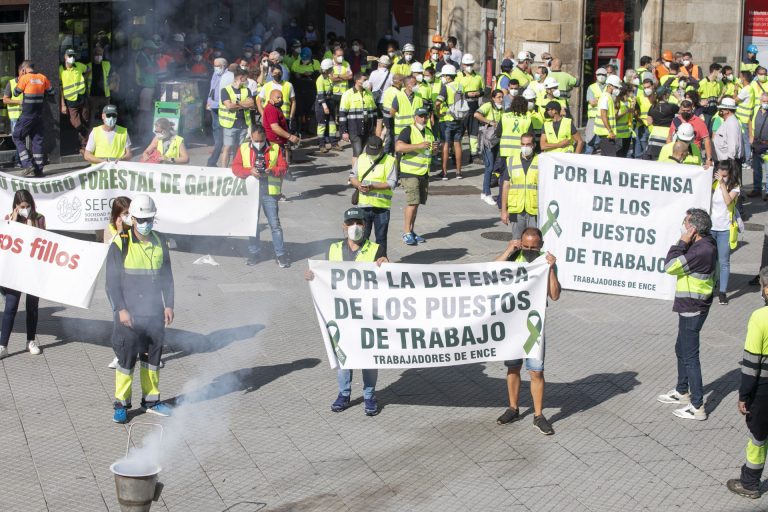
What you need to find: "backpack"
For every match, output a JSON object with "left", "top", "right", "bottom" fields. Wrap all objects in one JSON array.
[{"left": 447, "top": 83, "right": 470, "bottom": 121}]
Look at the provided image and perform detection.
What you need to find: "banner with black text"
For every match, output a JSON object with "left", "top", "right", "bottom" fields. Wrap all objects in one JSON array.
[
  {"left": 538, "top": 153, "right": 712, "bottom": 299},
  {"left": 308, "top": 260, "right": 550, "bottom": 369}
]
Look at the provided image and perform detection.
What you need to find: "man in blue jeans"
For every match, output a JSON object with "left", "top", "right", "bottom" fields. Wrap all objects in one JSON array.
[
  {"left": 495, "top": 228, "right": 561, "bottom": 435},
  {"left": 230, "top": 125, "right": 290, "bottom": 268},
  {"left": 207, "top": 58, "right": 231, "bottom": 167},
  {"left": 657, "top": 208, "right": 717, "bottom": 420}
]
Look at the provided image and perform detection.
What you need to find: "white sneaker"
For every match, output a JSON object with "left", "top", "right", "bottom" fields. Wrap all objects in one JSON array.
[
  {"left": 656, "top": 388, "right": 690, "bottom": 404},
  {"left": 673, "top": 403, "right": 707, "bottom": 421},
  {"left": 27, "top": 338, "right": 41, "bottom": 355},
  {"left": 108, "top": 357, "right": 119, "bottom": 369},
  {"left": 0, "top": 346, "right": 8, "bottom": 359},
  {"left": 482, "top": 195, "right": 497, "bottom": 206}
]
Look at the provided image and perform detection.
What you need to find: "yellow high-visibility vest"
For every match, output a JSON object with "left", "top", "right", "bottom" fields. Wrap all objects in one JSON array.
[{"left": 506, "top": 153, "right": 539, "bottom": 215}]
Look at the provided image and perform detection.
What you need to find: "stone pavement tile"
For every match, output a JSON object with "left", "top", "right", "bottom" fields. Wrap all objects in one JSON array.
[
  {"left": 549, "top": 428, "right": 615, "bottom": 456},
  {"left": 262, "top": 493, "right": 350, "bottom": 512},
  {"left": 435, "top": 467, "right": 523, "bottom": 511},
  {"left": 430, "top": 420, "right": 524, "bottom": 462},
  {"left": 279, "top": 422, "right": 359, "bottom": 462},
  {"left": 607, "top": 434, "right": 680, "bottom": 463},
  {"left": 188, "top": 437, "right": 257, "bottom": 471},
  {"left": 375, "top": 468, "right": 453, "bottom": 500},
  {"left": 670, "top": 442, "right": 744, "bottom": 471},
  {"left": 255, "top": 449, "right": 333, "bottom": 502},
  {"left": 480, "top": 443, "right": 588, "bottom": 490},
  {"left": 232, "top": 427, "right": 299, "bottom": 455},
  {"left": 639, "top": 458, "right": 721, "bottom": 489},
  {"left": 205, "top": 467, "right": 279, "bottom": 503},
  {"left": 634, "top": 419, "right": 708, "bottom": 447},
  {"left": 509, "top": 484, "right": 590, "bottom": 512},
  {"left": 161, "top": 489, "right": 227, "bottom": 512}
]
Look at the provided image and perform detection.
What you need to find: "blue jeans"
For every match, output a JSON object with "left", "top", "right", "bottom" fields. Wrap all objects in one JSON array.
[
  {"left": 712, "top": 230, "right": 731, "bottom": 293},
  {"left": 634, "top": 125, "right": 649, "bottom": 159},
  {"left": 337, "top": 369, "right": 378, "bottom": 399},
  {"left": 361, "top": 207, "right": 390, "bottom": 256},
  {"left": 482, "top": 145, "right": 499, "bottom": 195},
  {"left": 207, "top": 109, "right": 223, "bottom": 167},
  {"left": 742, "top": 124, "right": 752, "bottom": 164},
  {"left": 675, "top": 312, "right": 708, "bottom": 408},
  {"left": 585, "top": 134, "right": 601, "bottom": 155},
  {"left": 248, "top": 191, "right": 285, "bottom": 257},
  {"left": 752, "top": 143, "right": 768, "bottom": 193}
]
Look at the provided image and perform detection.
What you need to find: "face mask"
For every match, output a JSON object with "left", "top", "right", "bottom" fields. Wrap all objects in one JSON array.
[
  {"left": 431, "top": 53, "right": 438, "bottom": 62},
  {"left": 522, "top": 249, "right": 540, "bottom": 263},
  {"left": 611, "top": 88, "right": 620, "bottom": 98},
  {"left": 244, "top": 52, "right": 252, "bottom": 58},
  {"left": 414, "top": 122, "right": 425, "bottom": 131},
  {"left": 552, "top": 89, "right": 561, "bottom": 98},
  {"left": 253, "top": 141, "right": 265, "bottom": 150},
  {"left": 94, "top": 56, "right": 103, "bottom": 64},
  {"left": 679, "top": 80, "right": 687, "bottom": 88},
  {"left": 415, "top": 73, "right": 423, "bottom": 82},
  {"left": 509, "top": 89, "right": 519, "bottom": 97},
  {"left": 521, "top": 145, "right": 533, "bottom": 158},
  {"left": 405, "top": 54, "right": 413, "bottom": 62},
  {"left": 527, "top": 101, "right": 535, "bottom": 111},
  {"left": 683, "top": 59, "right": 691, "bottom": 67},
  {"left": 760, "top": 75, "right": 768, "bottom": 83},
  {"left": 136, "top": 221, "right": 154, "bottom": 236},
  {"left": 463, "top": 65, "right": 472, "bottom": 73},
  {"left": 441, "top": 76, "right": 447, "bottom": 84},
  {"left": 681, "top": 112, "right": 693, "bottom": 121},
  {"left": 597, "top": 75, "right": 606, "bottom": 84},
  {"left": 214, "top": 66, "right": 224, "bottom": 75},
  {"left": 254, "top": 45, "right": 262, "bottom": 53},
  {"left": 632, "top": 78, "right": 640, "bottom": 86},
  {"left": 273, "top": 74, "right": 282, "bottom": 82},
  {"left": 762, "top": 103, "right": 768, "bottom": 110},
  {"left": 335, "top": 56, "right": 343, "bottom": 64},
  {"left": 273, "top": 100, "right": 283, "bottom": 109},
  {"left": 201, "top": 43, "right": 208, "bottom": 50},
  {"left": 120, "top": 214, "right": 132, "bottom": 226},
  {"left": 533, "top": 73, "right": 541, "bottom": 81},
  {"left": 66, "top": 56, "right": 75, "bottom": 64},
  {"left": 18, "top": 207, "right": 30, "bottom": 218},
  {"left": 195, "top": 55, "right": 203, "bottom": 62},
  {"left": 293, "top": 47, "right": 300, "bottom": 54},
  {"left": 680, "top": 224, "right": 688, "bottom": 236},
  {"left": 347, "top": 224, "right": 364, "bottom": 242},
  {"left": 352, "top": 44, "right": 360, "bottom": 52},
  {"left": 644, "top": 87, "right": 653, "bottom": 96},
  {"left": 716, "top": 73, "right": 723, "bottom": 81},
  {"left": 105, "top": 117, "right": 117, "bottom": 128},
  {"left": 388, "top": 51, "right": 395, "bottom": 58},
  {"left": 494, "top": 102, "right": 503, "bottom": 109},
  {"left": 664, "top": 61, "right": 671, "bottom": 68},
  {"left": 443, "top": 54, "right": 451, "bottom": 62}
]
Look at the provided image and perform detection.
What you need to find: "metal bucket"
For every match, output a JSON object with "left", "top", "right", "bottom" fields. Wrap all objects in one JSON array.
[{"left": 110, "top": 423, "right": 165, "bottom": 512}]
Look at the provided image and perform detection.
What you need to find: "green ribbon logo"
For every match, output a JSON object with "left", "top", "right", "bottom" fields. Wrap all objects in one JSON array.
[
  {"left": 326, "top": 320, "right": 347, "bottom": 365},
  {"left": 523, "top": 311, "right": 542, "bottom": 354},
  {"left": 541, "top": 200, "right": 563, "bottom": 237}
]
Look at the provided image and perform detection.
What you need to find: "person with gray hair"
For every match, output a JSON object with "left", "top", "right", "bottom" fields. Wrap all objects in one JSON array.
[{"left": 657, "top": 208, "right": 717, "bottom": 421}]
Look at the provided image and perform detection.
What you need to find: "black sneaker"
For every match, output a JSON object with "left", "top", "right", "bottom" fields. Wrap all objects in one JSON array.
[
  {"left": 246, "top": 253, "right": 260, "bottom": 266},
  {"left": 331, "top": 393, "right": 350, "bottom": 412},
  {"left": 533, "top": 414, "right": 554, "bottom": 435},
  {"left": 749, "top": 275, "right": 761, "bottom": 286},
  {"left": 718, "top": 292, "right": 729, "bottom": 305},
  {"left": 496, "top": 407, "right": 520, "bottom": 425},
  {"left": 277, "top": 255, "right": 291, "bottom": 268},
  {"left": 727, "top": 479, "right": 760, "bottom": 499}
]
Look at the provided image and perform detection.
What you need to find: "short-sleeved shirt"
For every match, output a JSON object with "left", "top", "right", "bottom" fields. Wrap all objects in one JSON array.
[
  {"left": 221, "top": 86, "right": 251, "bottom": 129},
  {"left": 711, "top": 185, "right": 740, "bottom": 231},
  {"left": 349, "top": 155, "right": 398, "bottom": 190},
  {"left": 597, "top": 94, "right": 611, "bottom": 111},
  {"left": 262, "top": 103, "right": 288, "bottom": 144},
  {"left": 648, "top": 102, "right": 679, "bottom": 127},
  {"left": 85, "top": 127, "right": 132, "bottom": 153},
  {"left": 669, "top": 114, "right": 709, "bottom": 148},
  {"left": 15, "top": 73, "right": 53, "bottom": 115}
]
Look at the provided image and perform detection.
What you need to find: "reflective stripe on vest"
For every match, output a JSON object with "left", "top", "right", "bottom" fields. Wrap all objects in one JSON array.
[
  {"left": 239, "top": 141, "right": 282, "bottom": 195},
  {"left": 86, "top": 60, "right": 111, "bottom": 98},
  {"left": 499, "top": 113, "right": 532, "bottom": 157},
  {"left": 60, "top": 63, "right": 87, "bottom": 101},
  {"left": 542, "top": 117, "right": 574, "bottom": 153},
  {"left": 328, "top": 239, "right": 379, "bottom": 262},
  {"left": 356, "top": 153, "right": 394, "bottom": 209},
  {"left": 593, "top": 91, "right": 616, "bottom": 136},
  {"left": 156, "top": 136, "right": 183, "bottom": 159},
  {"left": 400, "top": 125, "right": 435, "bottom": 176},
  {"left": 737, "top": 87, "right": 755, "bottom": 124},
  {"left": 93, "top": 126, "right": 128, "bottom": 159},
  {"left": 615, "top": 100, "right": 632, "bottom": 138},
  {"left": 506, "top": 154, "right": 539, "bottom": 216},
  {"left": 219, "top": 85, "right": 252, "bottom": 129},
  {"left": 7, "top": 78, "right": 22, "bottom": 120},
  {"left": 587, "top": 83, "right": 603, "bottom": 119},
  {"left": 647, "top": 125, "right": 670, "bottom": 148}
]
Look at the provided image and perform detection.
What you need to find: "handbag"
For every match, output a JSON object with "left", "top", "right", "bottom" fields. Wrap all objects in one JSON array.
[{"left": 351, "top": 153, "right": 386, "bottom": 205}]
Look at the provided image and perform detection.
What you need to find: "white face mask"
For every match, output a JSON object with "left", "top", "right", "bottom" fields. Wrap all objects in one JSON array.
[
  {"left": 494, "top": 102, "right": 503, "bottom": 109},
  {"left": 105, "top": 117, "right": 117, "bottom": 128},
  {"left": 441, "top": 76, "right": 447, "bottom": 84},
  {"left": 597, "top": 75, "right": 606, "bottom": 84},
  {"left": 352, "top": 44, "right": 360, "bottom": 52},
  {"left": 93, "top": 56, "right": 103, "bottom": 64},
  {"left": 509, "top": 89, "right": 519, "bottom": 97},
  {"left": 243, "top": 52, "right": 252, "bottom": 58},
  {"left": 664, "top": 61, "right": 671, "bottom": 68},
  {"left": 405, "top": 54, "right": 413, "bottom": 62},
  {"left": 431, "top": 53, "right": 438, "bottom": 62},
  {"left": 414, "top": 122, "right": 425, "bottom": 131},
  {"left": 253, "top": 141, "right": 265, "bottom": 150},
  {"left": 632, "top": 78, "right": 640, "bottom": 86},
  {"left": 121, "top": 214, "right": 132, "bottom": 226},
  {"left": 66, "top": 56, "right": 75, "bottom": 64},
  {"left": 716, "top": 72, "right": 723, "bottom": 81},
  {"left": 521, "top": 146, "right": 533, "bottom": 158},
  {"left": 463, "top": 65, "right": 472, "bottom": 72},
  {"left": 551, "top": 89, "right": 561, "bottom": 98},
  {"left": 533, "top": 73, "right": 541, "bottom": 81},
  {"left": 347, "top": 224, "right": 364, "bottom": 242},
  {"left": 611, "top": 88, "right": 620, "bottom": 98},
  {"left": 388, "top": 51, "right": 395, "bottom": 58},
  {"left": 214, "top": 66, "right": 224, "bottom": 75},
  {"left": 335, "top": 56, "right": 343, "bottom": 64},
  {"left": 644, "top": 87, "right": 653, "bottom": 96},
  {"left": 680, "top": 224, "right": 689, "bottom": 236},
  {"left": 415, "top": 73, "right": 423, "bottom": 82},
  {"left": 683, "top": 59, "right": 691, "bottom": 67},
  {"left": 18, "top": 207, "right": 30, "bottom": 218},
  {"left": 762, "top": 103, "right": 768, "bottom": 110}
]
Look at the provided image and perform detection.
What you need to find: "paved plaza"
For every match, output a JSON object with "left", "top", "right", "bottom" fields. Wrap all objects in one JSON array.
[{"left": 2, "top": 143, "right": 768, "bottom": 512}]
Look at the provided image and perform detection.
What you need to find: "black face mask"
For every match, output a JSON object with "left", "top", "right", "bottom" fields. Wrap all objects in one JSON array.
[
  {"left": 273, "top": 100, "right": 284, "bottom": 109},
  {"left": 681, "top": 112, "right": 693, "bottom": 121},
  {"left": 522, "top": 250, "right": 540, "bottom": 263}
]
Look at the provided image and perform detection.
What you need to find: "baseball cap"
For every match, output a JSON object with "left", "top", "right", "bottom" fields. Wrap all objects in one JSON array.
[
  {"left": 545, "top": 101, "right": 562, "bottom": 111},
  {"left": 102, "top": 104, "right": 118, "bottom": 115},
  {"left": 378, "top": 55, "right": 391, "bottom": 66},
  {"left": 65, "top": 48, "right": 76, "bottom": 56},
  {"left": 365, "top": 136, "right": 383, "bottom": 155},
  {"left": 344, "top": 207, "right": 365, "bottom": 222},
  {"left": 501, "top": 58, "right": 513, "bottom": 69},
  {"left": 517, "top": 51, "right": 531, "bottom": 61},
  {"left": 414, "top": 107, "right": 428, "bottom": 117}
]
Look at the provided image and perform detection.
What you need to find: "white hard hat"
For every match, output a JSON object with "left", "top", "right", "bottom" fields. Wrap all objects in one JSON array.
[
  {"left": 595, "top": 67, "right": 608, "bottom": 76},
  {"left": 461, "top": 53, "right": 475, "bottom": 65},
  {"left": 410, "top": 62, "right": 424, "bottom": 73},
  {"left": 717, "top": 97, "right": 738, "bottom": 110},
  {"left": 271, "top": 37, "right": 287, "bottom": 52},
  {"left": 517, "top": 51, "right": 531, "bottom": 61},
  {"left": 129, "top": 194, "right": 157, "bottom": 218},
  {"left": 676, "top": 123, "right": 695, "bottom": 142},
  {"left": 441, "top": 64, "right": 457, "bottom": 76},
  {"left": 378, "top": 55, "right": 391, "bottom": 66},
  {"left": 172, "top": 33, "right": 185, "bottom": 43},
  {"left": 543, "top": 77, "right": 559, "bottom": 89},
  {"left": 522, "top": 88, "right": 537, "bottom": 100},
  {"left": 320, "top": 58, "right": 334, "bottom": 71},
  {"left": 606, "top": 75, "right": 623, "bottom": 88},
  {"left": 403, "top": 43, "right": 415, "bottom": 53}
]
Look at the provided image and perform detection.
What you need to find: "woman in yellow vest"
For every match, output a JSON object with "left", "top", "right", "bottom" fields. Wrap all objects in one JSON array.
[
  {"left": 475, "top": 89, "right": 505, "bottom": 204},
  {"left": 141, "top": 118, "right": 189, "bottom": 164}
]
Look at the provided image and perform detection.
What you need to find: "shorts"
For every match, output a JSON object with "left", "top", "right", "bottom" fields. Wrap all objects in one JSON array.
[
  {"left": 440, "top": 121, "right": 464, "bottom": 143},
  {"left": 509, "top": 212, "right": 538, "bottom": 240},
  {"left": 224, "top": 127, "right": 248, "bottom": 146},
  {"left": 401, "top": 175, "right": 428, "bottom": 205},
  {"left": 350, "top": 134, "right": 367, "bottom": 157},
  {"left": 504, "top": 341, "right": 545, "bottom": 371}
]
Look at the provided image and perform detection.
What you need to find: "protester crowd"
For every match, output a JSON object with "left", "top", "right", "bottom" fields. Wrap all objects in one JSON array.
[{"left": 4, "top": 23, "right": 768, "bottom": 501}]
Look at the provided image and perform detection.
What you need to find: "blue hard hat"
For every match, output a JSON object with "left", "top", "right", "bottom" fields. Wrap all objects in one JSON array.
[
  {"left": 250, "top": 35, "right": 263, "bottom": 45},
  {"left": 213, "top": 40, "right": 225, "bottom": 50},
  {"left": 301, "top": 47, "right": 312, "bottom": 61},
  {"left": 748, "top": 44, "right": 759, "bottom": 54},
  {"left": 193, "top": 45, "right": 203, "bottom": 54}
]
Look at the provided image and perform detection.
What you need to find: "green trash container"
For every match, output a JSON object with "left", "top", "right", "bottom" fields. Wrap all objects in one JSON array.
[{"left": 153, "top": 101, "right": 182, "bottom": 134}]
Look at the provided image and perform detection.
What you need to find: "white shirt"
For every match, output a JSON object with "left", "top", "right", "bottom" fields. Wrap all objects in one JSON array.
[
  {"left": 598, "top": 94, "right": 611, "bottom": 111},
  {"left": 85, "top": 126, "right": 132, "bottom": 153},
  {"left": 369, "top": 67, "right": 393, "bottom": 96},
  {"left": 258, "top": 81, "right": 295, "bottom": 100},
  {"left": 711, "top": 185, "right": 739, "bottom": 231}
]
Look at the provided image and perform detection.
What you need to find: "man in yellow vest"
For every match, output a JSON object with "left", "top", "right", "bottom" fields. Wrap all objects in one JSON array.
[
  {"left": 540, "top": 101, "right": 584, "bottom": 153},
  {"left": 434, "top": 64, "right": 465, "bottom": 179},
  {"left": 231, "top": 125, "right": 290, "bottom": 268},
  {"left": 510, "top": 51, "right": 533, "bottom": 89},
  {"left": 658, "top": 123, "right": 703, "bottom": 165},
  {"left": 83, "top": 105, "right": 133, "bottom": 163},
  {"left": 316, "top": 58, "right": 339, "bottom": 153},
  {"left": 396, "top": 107, "right": 438, "bottom": 246},
  {"left": 339, "top": 72, "right": 379, "bottom": 166},
  {"left": 256, "top": 66, "right": 296, "bottom": 129},
  {"left": 500, "top": 132, "right": 539, "bottom": 240},
  {"left": 391, "top": 76, "right": 424, "bottom": 140},
  {"left": 330, "top": 46, "right": 353, "bottom": 142},
  {"left": 218, "top": 67, "right": 254, "bottom": 167},
  {"left": 60, "top": 48, "right": 91, "bottom": 152},
  {"left": 106, "top": 194, "right": 174, "bottom": 423},
  {"left": 349, "top": 136, "right": 396, "bottom": 255},
  {"left": 86, "top": 46, "right": 113, "bottom": 126},
  {"left": 585, "top": 67, "right": 607, "bottom": 154},
  {"left": 742, "top": 45, "right": 760, "bottom": 74},
  {"left": 595, "top": 74, "right": 627, "bottom": 157},
  {"left": 3, "top": 62, "right": 24, "bottom": 165},
  {"left": 457, "top": 53, "right": 485, "bottom": 159},
  {"left": 303, "top": 207, "right": 388, "bottom": 416},
  {"left": 727, "top": 267, "right": 768, "bottom": 499}
]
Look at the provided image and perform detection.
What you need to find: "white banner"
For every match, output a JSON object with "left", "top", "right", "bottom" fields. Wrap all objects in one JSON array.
[
  {"left": 0, "top": 162, "right": 259, "bottom": 236},
  {"left": 538, "top": 153, "right": 712, "bottom": 299},
  {"left": 0, "top": 221, "right": 108, "bottom": 308},
  {"left": 308, "top": 260, "right": 550, "bottom": 369}
]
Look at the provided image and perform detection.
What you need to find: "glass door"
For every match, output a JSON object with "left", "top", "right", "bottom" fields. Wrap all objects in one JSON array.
[{"left": 0, "top": 8, "right": 27, "bottom": 145}]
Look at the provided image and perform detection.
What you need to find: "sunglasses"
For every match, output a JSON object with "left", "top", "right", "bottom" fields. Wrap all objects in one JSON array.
[
  {"left": 105, "top": 113, "right": 117, "bottom": 118},
  {"left": 135, "top": 217, "right": 154, "bottom": 224}
]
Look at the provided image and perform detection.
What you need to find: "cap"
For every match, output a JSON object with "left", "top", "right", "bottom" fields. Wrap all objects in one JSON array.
[
  {"left": 522, "top": 88, "right": 537, "bottom": 100},
  {"left": 414, "top": 107, "right": 428, "bottom": 117},
  {"left": 378, "top": 55, "right": 391, "bottom": 66},
  {"left": 65, "top": 48, "right": 76, "bottom": 56},
  {"left": 172, "top": 33, "right": 185, "bottom": 42},
  {"left": 461, "top": 53, "right": 475, "bottom": 65},
  {"left": 595, "top": 67, "right": 607, "bottom": 76},
  {"left": 656, "top": 85, "right": 671, "bottom": 96},
  {"left": 545, "top": 101, "right": 562, "bottom": 111},
  {"left": 344, "top": 207, "right": 365, "bottom": 222},
  {"left": 543, "top": 77, "right": 559, "bottom": 89},
  {"left": 517, "top": 51, "right": 531, "bottom": 61},
  {"left": 102, "top": 104, "right": 118, "bottom": 115},
  {"left": 410, "top": 62, "right": 424, "bottom": 73},
  {"left": 403, "top": 43, "right": 415, "bottom": 53},
  {"left": 676, "top": 123, "right": 695, "bottom": 142},
  {"left": 717, "top": 97, "right": 737, "bottom": 110},
  {"left": 662, "top": 50, "right": 674, "bottom": 61},
  {"left": 606, "top": 75, "right": 623, "bottom": 88},
  {"left": 501, "top": 58, "right": 513, "bottom": 69},
  {"left": 129, "top": 194, "right": 157, "bottom": 218},
  {"left": 320, "top": 58, "right": 334, "bottom": 71},
  {"left": 365, "top": 136, "right": 384, "bottom": 155},
  {"left": 441, "top": 64, "right": 457, "bottom": 76},
  {"left": 212, "top": 40, "right": 225, "bottom": 50},
  {"left": 291, "top": 39, "right": 302, "bottom": 48}
]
